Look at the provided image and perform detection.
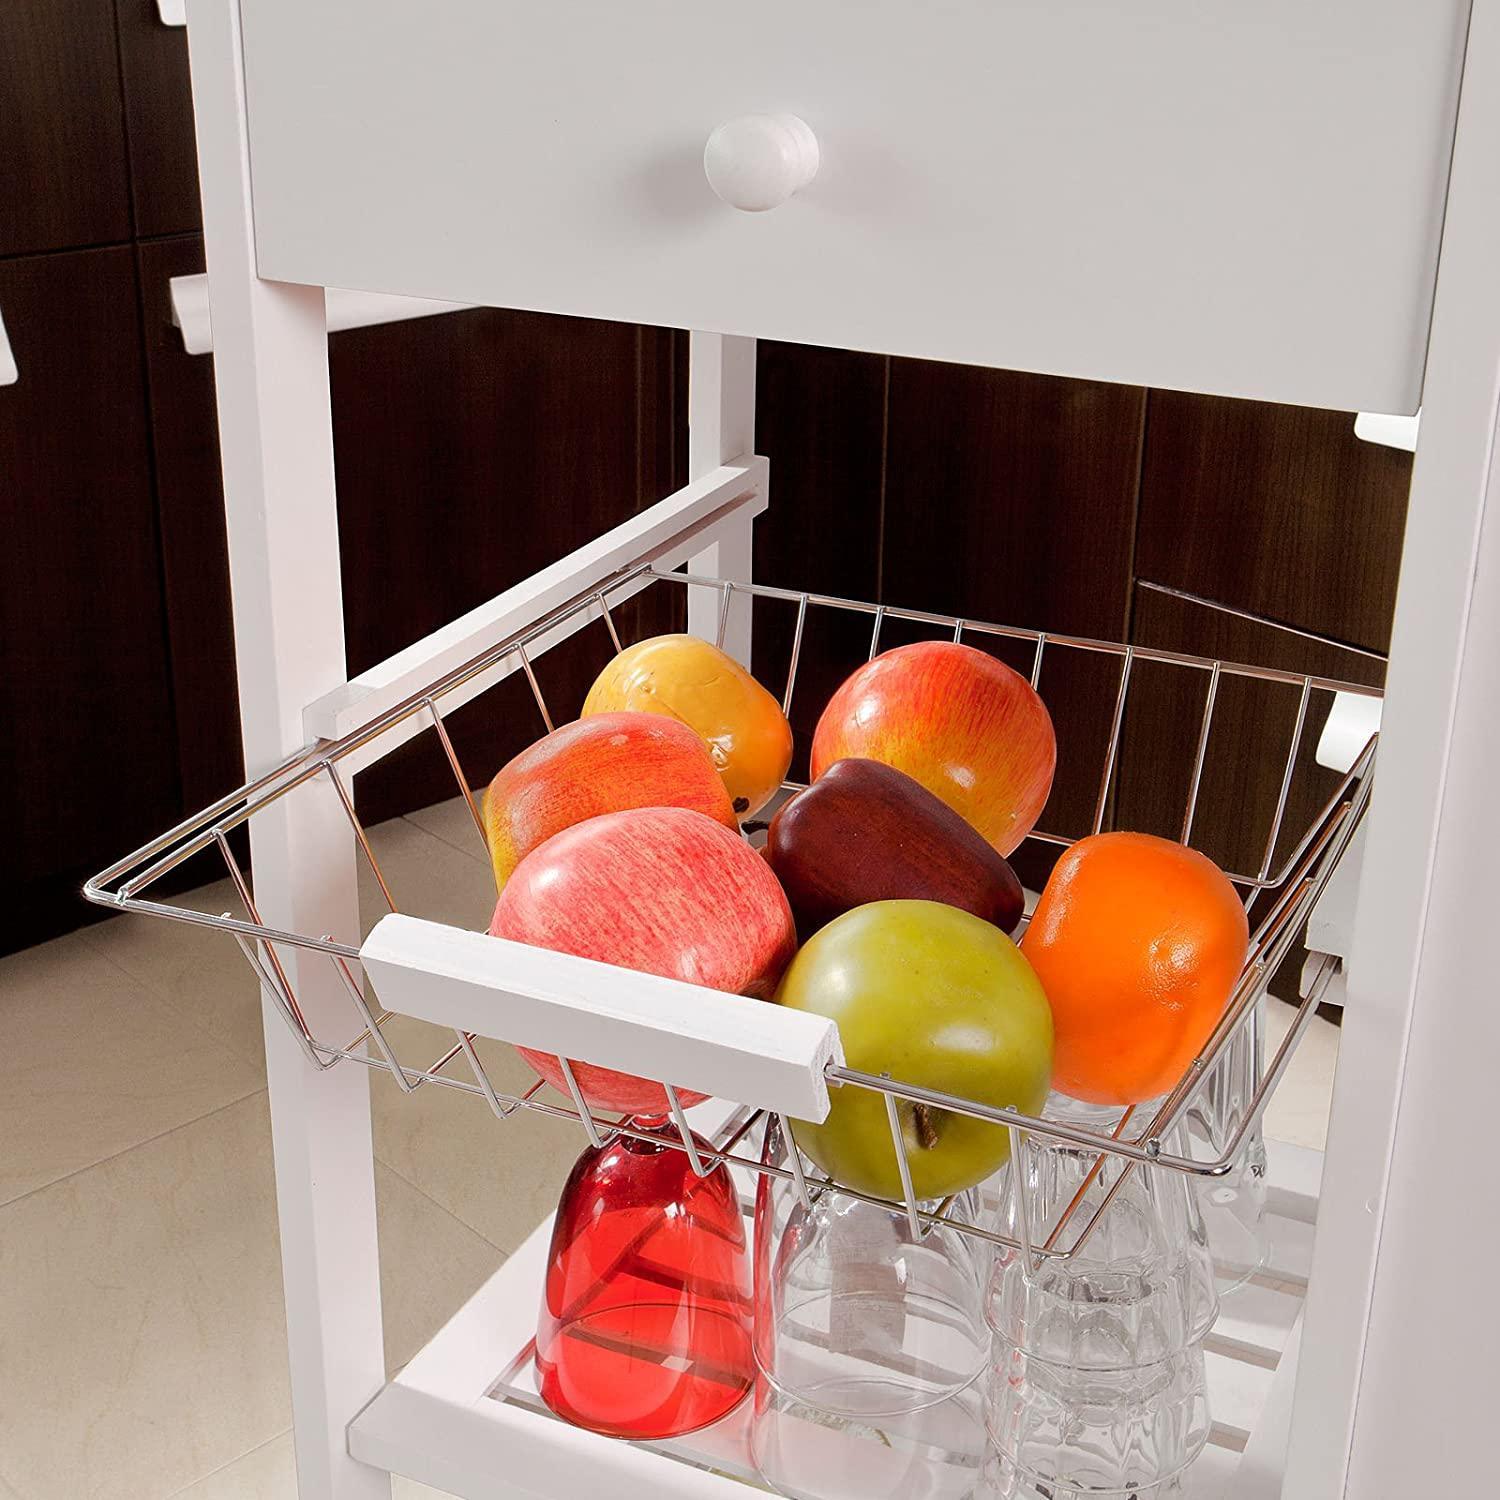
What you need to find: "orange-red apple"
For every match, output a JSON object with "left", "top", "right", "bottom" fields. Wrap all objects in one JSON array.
[
  {"left": 482, "top": 712, "right": 738, "bottom": 894},
  {"left": 810, "top": 642, "right": 1055, "bottom": 856},
  {"left": 489, "top": 806, "right": 797, "bottom": 1116}
]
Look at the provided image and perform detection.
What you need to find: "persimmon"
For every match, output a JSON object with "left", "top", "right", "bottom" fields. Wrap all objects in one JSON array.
[{"left": 1021, "top": 832, "right": 1249, "bottom": 1106}]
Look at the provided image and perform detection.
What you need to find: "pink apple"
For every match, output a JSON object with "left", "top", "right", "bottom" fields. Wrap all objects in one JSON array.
[
  {"left": 489, "top": 806, "right": 797, "bottom": 1116},
  {"left": 482, "top": 712, "right": 738, "bottom": 894},
  {"left": 811, "top": 641, "right": 1056, "bottom": 855}
]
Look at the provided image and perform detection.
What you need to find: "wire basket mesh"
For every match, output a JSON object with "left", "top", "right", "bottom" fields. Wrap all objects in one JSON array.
[{"left": 85, "top": 560, "right": 1377, "bottom": 1262}]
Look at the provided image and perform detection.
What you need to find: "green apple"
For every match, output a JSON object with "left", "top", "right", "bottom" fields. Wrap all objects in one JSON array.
[{"left": 776, "top": 900, "right": 1053, "bottom": 1200}]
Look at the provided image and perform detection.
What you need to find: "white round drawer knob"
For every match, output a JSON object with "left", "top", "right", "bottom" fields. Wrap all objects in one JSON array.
[{"left": 703, "top": 114, "right": 820, "bottom": 213}]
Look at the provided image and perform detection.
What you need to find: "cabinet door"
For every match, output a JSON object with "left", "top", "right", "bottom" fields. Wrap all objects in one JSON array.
[
  {"left": 116, "top": 0, "right": 202, "bottom": 238},
  {"left": 0, "top": 248, "right": 178, "bottom": 953},
  {"left": 0, "top": 0, "right": 132, "bottom": 255}
]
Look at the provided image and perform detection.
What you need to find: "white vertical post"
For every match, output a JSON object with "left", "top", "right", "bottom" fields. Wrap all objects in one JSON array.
[
  {"left": 1285, "top": 4, "right": 1500, "bottom": 1495},
  {"left": 186, "top": 2, "right": 389, "bottom": 1497},
  {"left": 687, "top": 332, "right": 757, "bottom": 664}
]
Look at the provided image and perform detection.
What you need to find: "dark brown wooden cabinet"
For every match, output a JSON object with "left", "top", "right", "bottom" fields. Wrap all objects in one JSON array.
[
  {"left": 751, "top": 341, "right": 888, "bottom": 781},
  {"left": 1136, "top": 393, "right": 1413, "bottom": 654},
  {"left": 879, "top": 362, "right": 1149, "bottom": 890},
  {"left": 115, "top": 0, "right": 202, "bottom": 238},
  {"left": 330, "top": 309, "right": 683, "bottom": 822},
  {"left": 136, "top": 235, "right": 685, "bottom": 831},
  {"left": 0, "top": 247, "right": 180, "bottom": 949},
  {"left": 0, "top": 0, "right": 133, "bottom": 256},
  {"left": 137, "top": 236, "right": 241, "bottom": 815}
]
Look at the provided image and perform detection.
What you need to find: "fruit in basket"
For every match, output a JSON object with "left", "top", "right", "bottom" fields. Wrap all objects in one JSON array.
[
  {"left": 489, "top": 806, "right": 797, "bottom": 1115},
  {"left": 810, "top": 641, "right": 1055, "bottom": 856},
  {"left": 765, "top": 757, "right": 1024, "bottom": 939},
  {"left": 583, "top": 634, "right": 793, "bottom": 817},
  {"left": 775, "top": 900, "right": 1053, "bottom": 1199},
  {"left": 1021, "top": 832, "right": 1250, "bottom": 1106},
  {"left": 481, "top": 711, "right": 737, "bottom": 893}
]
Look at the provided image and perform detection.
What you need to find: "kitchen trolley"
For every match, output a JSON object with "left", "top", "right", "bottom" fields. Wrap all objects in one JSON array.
[{"left": 86, "top": 2, "right": 1500, "bottom": 1496}]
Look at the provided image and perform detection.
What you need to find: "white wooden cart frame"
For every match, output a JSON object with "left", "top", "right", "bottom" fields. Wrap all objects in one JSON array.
[{"left": 125, "top": 0, "right": 1500, "bottom": 1494}]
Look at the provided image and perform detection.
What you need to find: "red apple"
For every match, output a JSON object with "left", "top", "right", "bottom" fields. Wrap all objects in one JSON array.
[
  {"left": 811, "top": 642, "right": 1056, "bottom": 856},
  {"left": 482, "top": 712, "right": 738, "bottom": 893},
  {"left": 489, "top": 806, "right": 797, "bottom": 1116}
]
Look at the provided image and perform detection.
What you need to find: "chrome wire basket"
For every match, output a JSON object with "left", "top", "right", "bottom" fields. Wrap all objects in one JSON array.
[{"left": 85, "top": 558, "right": 1377, "bottom": 1264}]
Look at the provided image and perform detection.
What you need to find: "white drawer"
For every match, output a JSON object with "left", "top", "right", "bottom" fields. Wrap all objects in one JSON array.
[{"left": 239, "top": 0, "right": 1467, "bottom": 413}]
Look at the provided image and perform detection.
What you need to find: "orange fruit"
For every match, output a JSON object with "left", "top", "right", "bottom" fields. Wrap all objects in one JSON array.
[{"left": 1020, "top": 832, "right": 1249, "bottom": 1106}]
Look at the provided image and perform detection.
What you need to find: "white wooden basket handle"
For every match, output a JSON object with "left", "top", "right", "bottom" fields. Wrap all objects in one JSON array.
[{"left": 360, "top": 914, "right": 843, "bottom": 1121}]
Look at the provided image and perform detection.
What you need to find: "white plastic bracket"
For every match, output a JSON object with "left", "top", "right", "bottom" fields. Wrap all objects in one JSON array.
[
  {"left": 360, "top": 914, "right": 843, "bottom": 1122},
  {"left": 0, "top": 306, "right": 17, "bottom": 386},
  {"left": 157, "top": 0, "right": 187, "bottom": 24},
  {"left": 1299, "top": 689, "right": 1384, "bottom": 1001},
  {"left": 169, "top": 273, "right": 472, "bottom": 356},
  {"left": 1354, "top": 410, "right": 1421, "bottom": 451}
]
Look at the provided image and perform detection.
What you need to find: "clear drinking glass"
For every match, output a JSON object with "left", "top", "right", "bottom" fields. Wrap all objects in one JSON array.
[
  {"left": 983, "top": 1119, "right": 1216, "bottom": 1496},
  {"left": 752, "top": 1115, "right": 990, "bottom": 1423},
  {"left": 535, "top": 1118, "right": 753, "bottom": 1439},
  {"left": 751, "top": 1372, "right": 988, "bottom": 1500},
  {"left": 1183, "top": 999, "right": 1270, "bottom": 1294}
]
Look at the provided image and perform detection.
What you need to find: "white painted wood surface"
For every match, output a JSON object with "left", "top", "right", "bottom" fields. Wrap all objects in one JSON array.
[
  {"left": 1287, "top": 2, "right": 1500, "bottom": 1493},
  {"left": 361, "top": 915, "right": 843, "bottom": 1121},
  {"left": 184, "top": 0, "right": 389, "bottom": 1495},
  {"left": 1229, "top": 1315, "right": 1304, "bottom": 1500},
  {"left": 686, "top": 333, "right": 757, "bottom": 664},
  {"left": 236, "top": 0, "right": 1467, "bottom": 413},
  {"left": 169, "top": 272, "right": 472, "bottom": 355},
  {"left": 304, "top": 456, "right": 767, "bottom": 747}
]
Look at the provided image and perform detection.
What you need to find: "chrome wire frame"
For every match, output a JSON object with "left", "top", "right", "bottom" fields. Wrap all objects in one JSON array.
[{"left": 83, "top": 564, "right": 1380, "bottom": 1262}]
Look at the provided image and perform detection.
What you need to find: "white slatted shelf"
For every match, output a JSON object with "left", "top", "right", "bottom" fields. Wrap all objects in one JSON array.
[{"left": 349, "top": 1143, "right": 1321, "bottom": 1499}]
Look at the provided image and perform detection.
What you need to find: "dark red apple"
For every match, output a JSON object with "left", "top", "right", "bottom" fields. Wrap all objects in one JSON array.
[
  {"left": 766, "top": 758, "right": 1024, "bottom": 938},
  {"left": 489, "top": 806, "right": 797, "bottom": 1116}
]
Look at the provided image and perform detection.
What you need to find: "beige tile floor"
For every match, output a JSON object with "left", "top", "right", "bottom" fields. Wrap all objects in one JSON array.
[{"left": 0, "top": 796, "right": 1341, "bottom": 1499}]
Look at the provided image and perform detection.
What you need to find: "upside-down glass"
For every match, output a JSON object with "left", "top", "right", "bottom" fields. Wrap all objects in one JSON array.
[
  {"left": 983, "top": 1117, "right": 1216, "bottom": 1497},
  {"left": 751, "top": 1366, "right": 989, "bottom": 1500},
  {"left": 535, "top": 1117, "right": 753, "bottom": 1439},
  {"left": 752, "top": 1115, "right": 990, "bottom": 1424},
  {"left": 1183, "top": 999, "right": 1270, "bottom": 1294}
]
